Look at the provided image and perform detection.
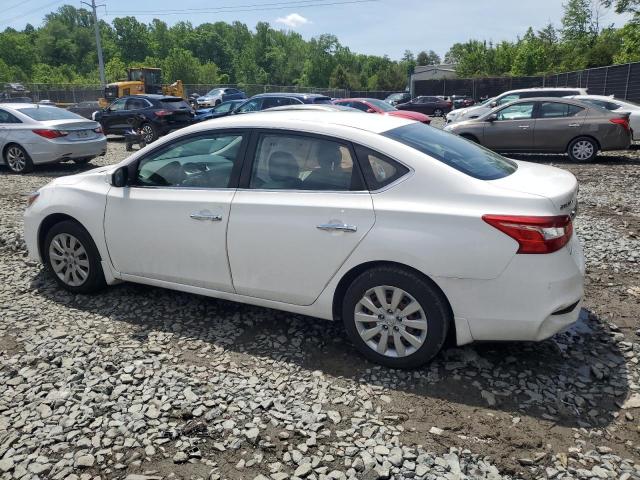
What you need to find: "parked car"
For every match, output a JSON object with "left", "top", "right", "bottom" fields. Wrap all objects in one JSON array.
[
  {"left": 451, "top": 95, "right": 475, "bottom": 109},
  {"left": 395, "top": 96, "right": 452, "bottom": 116},
  {"left": 95, "top": 95, "right": 194, "bottom": 144},
  {"left": 67, "top": 101, "right": 101, "bottom": 120},
  {"left": 234, "top": 93, "right": 333, "bottom": 114},
  {"left": 566, "top": 95, "right": 640, "bottom": 141},
  {"left": 384, "top": 92, "right": 412, "bottom": 106},
  {"left": 447, "top": 87, "right": 588, "bottom": 123},
  {"left": 196, "top": 88, "right": 247, "bottom": 108},
  {"left": 0, "top": 97, "right": 33, "bottom": 104},
  {"left": 444, "top": 97, "right": 631, "bottom": 162},
  {"left": 24, "top": 110, "right": 584, "bottom": 368},
  {"left": 0, "top": 103, "right": 106, "bottom": 173},
  {"left": 193, "top": 99, "right": 245, "bottom": 122},
  {"left": 333, "top": 98, "right": 431, "bottom": 124}
]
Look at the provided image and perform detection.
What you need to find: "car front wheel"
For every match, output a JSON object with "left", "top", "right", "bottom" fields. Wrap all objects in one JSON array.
[
  {"left": 44, "top": 220, "right": 106, "bottom": 293},
  {"left": 342, "top": 266, "right": 450, "bottom": 369},
  {"left": 568, "top": 137, "right": 598, "bottom": 162}
]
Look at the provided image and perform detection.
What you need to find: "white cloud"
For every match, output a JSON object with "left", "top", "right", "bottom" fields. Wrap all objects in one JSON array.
[{"left": 275, "top": 13, "right": 310, "bottom": 28}]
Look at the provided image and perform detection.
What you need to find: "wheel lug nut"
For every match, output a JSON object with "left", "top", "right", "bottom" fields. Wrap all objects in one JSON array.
[
  {"left": 382, "top": 325, "right": 388, "bottom": 330},
  {"left": 387, "top": 309, "right": 392, "bottom": 314},
  {"left": 378, "top": 314, "right": 384, "bottom": 320},
  {"left": 393, "top": 326, "right": 399, "bottom": 331}
]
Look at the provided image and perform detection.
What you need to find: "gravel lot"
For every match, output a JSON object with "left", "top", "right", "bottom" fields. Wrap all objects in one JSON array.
[{"left": 0, "top": 121, "right": 639, "bottom": 480}]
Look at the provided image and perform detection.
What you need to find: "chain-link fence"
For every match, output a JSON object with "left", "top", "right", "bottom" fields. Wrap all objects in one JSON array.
[{"left": 413, "top": 61, "right": 640, "bottom": 103}]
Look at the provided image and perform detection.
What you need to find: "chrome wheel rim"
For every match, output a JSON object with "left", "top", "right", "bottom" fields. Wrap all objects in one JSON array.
[
  {"left": 434, "top": 109, "right": 443, "bottom": 116},
  {"left": 6, "top": 146, "right": 26, "bottom": 172},
  {"left": 49, "top": 233, "right": 90, "bottom": 287},
  {"left": 572, "top": 140, "right": 594, "bottom": 161},
  {"left": 354, "top": 285, "right": 428, "bottom": 358},
  {"left": 141, "top": 125, "right": 154, "bottom": 143}
]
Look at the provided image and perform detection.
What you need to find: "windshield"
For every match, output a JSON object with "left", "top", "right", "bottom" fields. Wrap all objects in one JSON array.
[
  {"left": 17, "top": 106, "right": 84, "bottom": 121},
  {"left": 213, "top": 101, "right": 238, "bottom": 113},
  {"left": 367, "top": 99, "right": 396, "bottom": 112},
  {"left": 383, "top": 123, "right": 517, "bottom": 180},
  {"left": 206, "top": 88, "right": 224, "bottom": 96}
]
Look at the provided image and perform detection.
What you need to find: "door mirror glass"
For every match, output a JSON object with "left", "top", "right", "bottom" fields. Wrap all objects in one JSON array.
[
  {"left": 486, "top": 113, "right": 498, "bottom": 122},
  {"left": 111, "top": 166, "right": 128, "bottom": 187},
  {"left": 490, "top": 101, "right": 497, "bottom": 108}
]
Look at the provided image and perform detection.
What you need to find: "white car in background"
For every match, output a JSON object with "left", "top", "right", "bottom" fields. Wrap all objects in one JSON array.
[
  {"left": 0, "top": 104, "right": 106, "bottom": 173},
  {"left": 566, "top": 94, "right": 640, "bottom": 141},
  {"left": 196, "top": 88, "right": 246, "bottom": 108},
  {"left": 446, "top": 87, "right": 589, "bottom": 124},
  {"left": 24, "top": 111, "right": 584, "bottom": 368}
]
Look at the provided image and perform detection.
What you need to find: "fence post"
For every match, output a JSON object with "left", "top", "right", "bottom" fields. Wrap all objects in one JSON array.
[
  {"left": 443, "top": 78, "right": 446, "bottom": 96},
  {"left": 585, "top": 69, "right": 589, "bottom": 90},
  {"left": 603, "top": 66, "right": 608, "bottom": 95},
  {"left": 624, "top": 63, "right": 631, "bottom": 100}
]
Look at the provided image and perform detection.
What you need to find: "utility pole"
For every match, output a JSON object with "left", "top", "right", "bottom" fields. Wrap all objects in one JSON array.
[{"left": 82, "top": 0, "right": 106, "bottom": 87}]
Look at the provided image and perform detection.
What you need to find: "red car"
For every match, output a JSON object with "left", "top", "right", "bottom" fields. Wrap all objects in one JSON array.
[{"left": 333, "top": 98, "right": 431, "bottom": 124}]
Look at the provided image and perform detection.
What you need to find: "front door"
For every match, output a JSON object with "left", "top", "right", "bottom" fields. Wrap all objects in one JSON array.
[
  {"left": 483, "top": 101, "right": 536, "bottom": 151},
  {"left": 533, "top": 101, "right": 588, "bottom": 151},
  {"left": 102, "top": 98, "right": 128, "bottom": 133},
  {"left": 104, "top": 131, "right": 247, "bottom": 291},
  {"left": 227, "top": 131, "right": 375, "bottom": 306}
]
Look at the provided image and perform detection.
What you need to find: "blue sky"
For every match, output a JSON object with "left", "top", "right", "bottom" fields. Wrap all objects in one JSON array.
[{"left": 7, "top": 0, "right": 633, "bottom": 60}]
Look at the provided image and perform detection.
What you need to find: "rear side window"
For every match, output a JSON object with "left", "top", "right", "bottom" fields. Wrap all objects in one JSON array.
[
  {"left": 160, "top": 99, "right": 191, "bottom": 110},
  {"left": 313, "top": 97, "right": 333, "bottom": 104},
  {"left": 539, "top": 102, "right": 584, "bottom": 118},
  {"left": 355, "top": 145, "right": 409, "bottom": 190},
  {"left": 384, "top": 123, "right": 517, "bottom": 180},
  {"left": 17, "top": 106, "right": 83, "bottom": 121},
  {"left": 0, "top": 109, "right": 21, "bottom": 123},
  {"left": 262, "top": 97, "right": 301, "bottom": 109}
]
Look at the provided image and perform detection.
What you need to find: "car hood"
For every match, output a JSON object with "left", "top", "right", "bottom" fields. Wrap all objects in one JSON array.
[
  {"left": 450, "top": 104, "right": 489, "bottom": 121},
  {"left": 386, "top": 110, "right": 429, "bottom": 122},
  {"left": 489, "top": 160, "right": 578, "bottom": 214},
  {"left": 49, "top": 165, "right": 113, "bottom": 186}
]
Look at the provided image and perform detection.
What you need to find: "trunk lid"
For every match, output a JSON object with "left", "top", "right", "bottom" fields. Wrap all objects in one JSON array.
[
  {"left": 39, "top": 119, "right": 101, "bottom": 141},
  {"left": 488, "top": 160, "right": 578, "bottom": 216}
]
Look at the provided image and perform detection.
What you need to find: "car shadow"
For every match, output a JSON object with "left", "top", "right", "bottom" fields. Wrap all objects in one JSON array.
[
  {"left": 29, "top": 268, "right": 630, "bottom": 430},
  {"left": 506, "top": 151, "right": 640, "bottom": 165}
]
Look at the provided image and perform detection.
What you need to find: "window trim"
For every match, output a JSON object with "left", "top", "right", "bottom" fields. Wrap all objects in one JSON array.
[
  {"left": 535, "top": 101, "right": 585, "bottom": 119},
  {"left": 124, "top": 128, "right": 250, "bottom": 190},
  {"left": 353, "top": 144, "right": 412, "bottom": 192},
  {"left": 238, "top": 129, "right": 368, "bottom": 193}
]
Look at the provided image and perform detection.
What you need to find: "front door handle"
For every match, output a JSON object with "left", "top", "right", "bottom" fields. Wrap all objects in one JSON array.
[
  {"left": 190, "top": 212, "right": 222, "bottom": 222},
  {"left": 317, "top": 223, "right": 357, "bottom": 233},
  {"left": 518, "top": 125, "right": 530, "bottom": 129},
  {"left": 568, "top": 123, "right": 581, "bottom": 127}
]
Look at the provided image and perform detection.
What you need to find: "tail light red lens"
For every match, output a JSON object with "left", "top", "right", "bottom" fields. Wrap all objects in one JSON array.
[
  {"left": 32, "top": 129, "right": 68, "bottom": 139},
  {"left": 610, "top": 118, "right": 630, "bottom": 131},
  {"left": 154, "top": 110, "right": 173, "bottom": 117},
  {"left": 482, "top": 215, "right": 573, "bottom": 254}
]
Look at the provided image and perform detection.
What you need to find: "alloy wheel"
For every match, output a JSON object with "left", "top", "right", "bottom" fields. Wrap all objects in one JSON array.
[
  {"left": 141, "top": 124, "right": 155, "bottom": 143},
  {"left": 6, "top": 146, "right": 26, "bottom": 172},
  {"left": 572, "top": 140, "right": 594, "bottom": 161},
  {"left": 48, "top": 233, "right": 90, "bottom": 287},
  {"left": 354, "top": 285, "right": 428, "bottom": 358},
  {"left": 434, "top": 108, "right": 443, "bottom": 117}
]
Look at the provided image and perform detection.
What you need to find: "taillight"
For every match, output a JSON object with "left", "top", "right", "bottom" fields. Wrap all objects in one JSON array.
[
  {"left": 154, "top": 110, "right": 172, "bottom": 117},
  {"left": 32, "top": 129, "right": 68, "bottom": 139},
  {"left": 482, "top": 215, "right": 573, "bottom": 254},
  {"left": 610, "top": 118, "right": 630, "bottom": 131}
]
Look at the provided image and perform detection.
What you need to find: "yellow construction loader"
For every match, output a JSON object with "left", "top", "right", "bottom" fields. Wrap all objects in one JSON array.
[{"left": 98, "top": 67, "right": 184, "bottom": 107}]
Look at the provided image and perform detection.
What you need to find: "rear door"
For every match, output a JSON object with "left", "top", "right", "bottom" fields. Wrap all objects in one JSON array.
[
  {"left": 102, "top": 98, "right": 128, "bottom": 133},
  {"left": 483, "top": 101, "right": 536, "bottom": 151},
  {"left": 533, "top": 101, "right": 587, "bottom": 152},
  {"left": 227, "top": 130, "right": 375, "bottom": 306}
]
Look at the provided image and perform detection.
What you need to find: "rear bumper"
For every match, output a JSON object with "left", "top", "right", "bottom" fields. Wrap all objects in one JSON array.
[
  {"left": 26, "top": 137, "right": 107, "bottom": 164},
  {"left": 436, "top": 233, "right": 585, "bottom": 344}
]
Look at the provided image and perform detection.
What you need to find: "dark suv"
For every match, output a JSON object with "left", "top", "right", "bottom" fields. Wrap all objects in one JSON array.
[
  {"left": 234, "top": 93, "right": 333, "bottom": 114},
  {"left": 95, "top": 95, "right": 194, "bottom": 143},
  {"left": 395, "top": 96, "right": 453, "bottom": 116}
]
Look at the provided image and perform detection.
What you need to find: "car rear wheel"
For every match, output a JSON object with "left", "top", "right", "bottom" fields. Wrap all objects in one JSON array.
[
  {"left": 4, "top": 144, "right": 33, "bottom": 174},
  {"left": 568, "top": 137, "right": 598, "bottom": 162},
  {"left": 342, "top": 266, "right": 450, "bottom": 369},
  {"left": 434, "top": 108, "right": 444, "bottom": 117},
  {"left": 140, "top": 123, "right": 158, "bottom": 144},
  {"left": 44, "top": 220, "right": 106, "bottom": 294}
]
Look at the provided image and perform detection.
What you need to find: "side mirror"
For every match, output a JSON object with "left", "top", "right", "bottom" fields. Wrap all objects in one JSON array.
[
  {"left": 490, "top": 101, "right": 497, "bottom": 108},
  {"left": 111, "top": 166, "right": 129, "bottom": 187},
  {"left": 487, "top": 113, "right": 498, "bottom": 122}
]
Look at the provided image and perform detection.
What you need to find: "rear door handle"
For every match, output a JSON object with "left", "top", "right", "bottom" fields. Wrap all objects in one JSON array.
[
  {"left": 317, "top": 223, "right": 357, "bottom": 233},
  {"left": 568, "top": 123, "right": 581, "bottom": 127},
  {"left": 518, "top": 125, "right": 530, "bottom": 129},
  {"left": 190, "top": 212, "right": 222, "bottom": 222}
]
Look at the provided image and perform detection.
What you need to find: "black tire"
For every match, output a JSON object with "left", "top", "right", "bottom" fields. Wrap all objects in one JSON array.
[
  {"left": 4, "top": 144, "right": 34, "bottom": 174},
  {"left": 568, "top": 136, "right": 598, "bottom": 162},
  {"left": 433, "top": 108, "right": 444, "bottom": 117},
  {"left": 215, "top": 99, "right": 222, "bottom": 106},
  {"left": 43, "top": 220, "right": 106, "bottom": 294},
  {"left": 73, "top": 157, "right": 93, "bottom": 165},
  {"left": 140, "top": 122, "right": 158, "bottom": 144},
  {"left": 342, "top": 266, "right": 450, "bottom": 369}
]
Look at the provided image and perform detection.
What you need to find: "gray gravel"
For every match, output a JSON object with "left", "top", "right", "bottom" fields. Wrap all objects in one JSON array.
[{"left": 0, "top": 132, "right": 639, "bottom": 480}]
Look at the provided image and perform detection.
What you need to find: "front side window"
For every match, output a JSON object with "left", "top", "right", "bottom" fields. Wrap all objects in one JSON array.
[
  {"left": 495, "top": 102, "right": 535, "bottom": 120},
  {"left": 237, "top": 99, "right": 262, "bottom": 113},
  {"left": 0, "top": 109, "right": 21, "bottom": 123},
  {"left": 136, "top": 133, "right": 244, "bottom": 188},
  {"left": 539, "top": 102, "right": 584, "bottom": 118},
  {"left": 384, "top": 122, "right": 517, "bottom": 180},
  {"left": 109, "top": 99, "right": 127, "bottom": 112},
  {"left": 250, "top": 134, "right": 359, "bottom": 191}
]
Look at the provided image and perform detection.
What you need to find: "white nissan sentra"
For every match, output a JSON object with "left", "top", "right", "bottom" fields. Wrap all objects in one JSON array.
[{"left": 23, "top": 111, "right": 585, "bottom": 368}]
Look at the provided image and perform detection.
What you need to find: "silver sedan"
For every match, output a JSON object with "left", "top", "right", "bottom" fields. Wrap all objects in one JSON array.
[{"left": 0, "top": 103, "right": 107, "bottom": 173}]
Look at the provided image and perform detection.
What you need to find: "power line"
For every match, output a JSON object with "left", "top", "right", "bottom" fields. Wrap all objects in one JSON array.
[
  {"left": 106, "top": 0, "right": 378, "bottom": 16},
  {"left": 0, "top": 0, "right": 65, "bottom": 28},
  {"left": 107, "top": 0, "right": 332, "bottom": 15},
  {"left": 3, "top": 0, "right": 36, "bottom": 14}
]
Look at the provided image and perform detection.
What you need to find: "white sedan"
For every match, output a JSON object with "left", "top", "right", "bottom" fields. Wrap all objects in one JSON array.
[
  {"left": 23, "top": 111, "right": 584, "bottom": 368},
  {"left": 0, "top": 103, "right": 107, "bottom": 173},
  {"left": 566, "top": 95, "right": 640, "bottom": 141}
]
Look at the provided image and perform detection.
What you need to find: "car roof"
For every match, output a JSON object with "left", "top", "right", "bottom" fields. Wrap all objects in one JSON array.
[
  {"left": 123, "top": 94, "right": 182, "bottom": 101},
  {"left": 335, "top": 98, "right": 380, "bottom": 103},
  {"left": 182, "top": 109, "right": 413, "bottom": 135},
  {"left": 503, "top": 96, "right": 589, "bottom": 105},
  {"left": 502, "top": 87, "right": 587, "bottom": 94},
  {"left": 252, "top": 92, "right": 330, "bottom": 99},
  {"left": 265, "top": 104, "right": 360, "bottom": 112},
  {"left": 0, "top": 103, "right": 49, "bottom": 109}
]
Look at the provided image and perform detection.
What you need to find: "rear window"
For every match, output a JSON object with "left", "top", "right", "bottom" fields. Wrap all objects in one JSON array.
[
  {"left": 17, "top": 106, "right": 83, "bottom": 121},
  {"left": 312, "top": 97, "right": 333, "bottom": 104},
  {"left": 383, "top": 123, "right": 517, "bottom": 180},
  {"left": 160, "top": 99, "right": 191, "bottom": 110}
]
